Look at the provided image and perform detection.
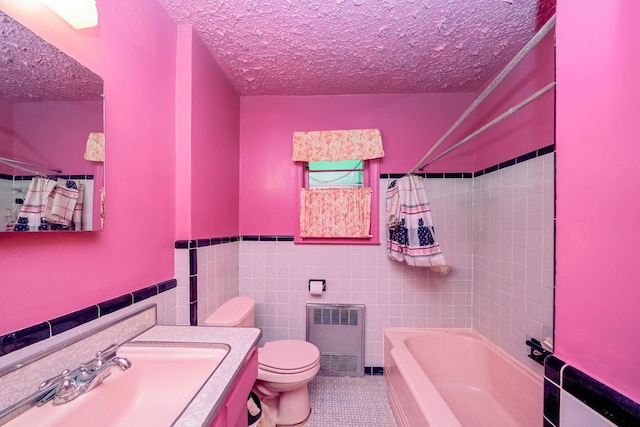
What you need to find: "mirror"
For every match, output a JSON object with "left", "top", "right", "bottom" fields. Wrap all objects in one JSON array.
[{"left": 0, "top": 10, "right": 104, "bottom": 232}]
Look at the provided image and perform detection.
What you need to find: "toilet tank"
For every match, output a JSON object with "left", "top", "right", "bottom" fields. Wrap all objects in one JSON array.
[{"left": 204, "top": 296, "right": 255, "bottom": 327}]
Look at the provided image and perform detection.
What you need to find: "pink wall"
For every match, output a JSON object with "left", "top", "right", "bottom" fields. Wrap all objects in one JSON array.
[
  {"left": 238, "top": 93, "right": 475, "bottom": 235},
  {"left": 555, "top": 0, "right": 640, "bottom": 401},
  {"left": 238, "top": 35, "right": 555, "bottom": 237},
  {"left": 12, "top": 101, "right": 103, "bottom": 175},
  {"left": 0, "top": 0, "right": 178, "bottom": 334},
  {"left": 188, "top": 27, "right": 240, "bottom": 239},
  {"left": 0, "top": 98, "right": 13, "bottom": 175},
  {"left": 175, "top": 25, "right": 240, "bottom": 240},
  {"left": 175, "top": 25, "right": 193, "bottom": 238},
  {"left": 469, "top": 31, "right": 555, "bottom": 170}
]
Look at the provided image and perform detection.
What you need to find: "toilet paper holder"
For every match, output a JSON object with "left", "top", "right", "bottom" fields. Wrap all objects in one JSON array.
[{"left": 308, "top": 279, "right": 326, "bottom": 292}]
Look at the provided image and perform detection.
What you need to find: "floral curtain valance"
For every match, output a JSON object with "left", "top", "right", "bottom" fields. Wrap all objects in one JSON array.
[
  {"left": 300, "top": 188, "right": 372, "bottom": 238},
  {"left": 292, "top": 129, "right": 385, "bottom": 162}
]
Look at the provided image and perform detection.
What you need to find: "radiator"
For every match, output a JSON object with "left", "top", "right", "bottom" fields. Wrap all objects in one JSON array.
[{"left": 306, "top": 303, "right": 365, "bottom": 377}]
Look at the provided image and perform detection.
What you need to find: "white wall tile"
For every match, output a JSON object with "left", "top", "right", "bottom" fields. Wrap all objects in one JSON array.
[
  {"left": 473, "top": 153, "right": 555, "bottom": 373},
  {"left": 559, "top": 391, "right": 618, "bottom": 427}
]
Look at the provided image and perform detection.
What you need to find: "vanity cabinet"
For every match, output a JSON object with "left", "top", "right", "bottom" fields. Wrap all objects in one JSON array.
[{"left": 210, "top": 348, "right": 258, "bottom": 427}]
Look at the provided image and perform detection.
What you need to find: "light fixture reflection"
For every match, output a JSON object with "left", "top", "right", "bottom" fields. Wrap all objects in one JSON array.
[{"left": 41, "top": 0, "right": 98, "bottom": 29}]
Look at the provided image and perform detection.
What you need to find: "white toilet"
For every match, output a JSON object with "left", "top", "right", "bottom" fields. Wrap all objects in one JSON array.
[{"left": 205, "top": 296, "right": 320, "bottom": 426}]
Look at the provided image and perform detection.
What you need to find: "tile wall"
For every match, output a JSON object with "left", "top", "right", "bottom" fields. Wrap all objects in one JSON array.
[
  {"left": 473, "top": 153, "right": 555, "bottom": 371},
  {"left": 174, "top": 240, "right": 240, "bottom": 325},
  {"left": 239, "top": 177, "right": 474, "bottom": 367},
  {"left": 196, "top": 241, "right": 240, "bottom": 325}
]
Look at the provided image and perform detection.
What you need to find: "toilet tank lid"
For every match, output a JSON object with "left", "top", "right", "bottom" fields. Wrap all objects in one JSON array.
[{"left": 205, "top": 296, "right": 255, "bottom": 327}]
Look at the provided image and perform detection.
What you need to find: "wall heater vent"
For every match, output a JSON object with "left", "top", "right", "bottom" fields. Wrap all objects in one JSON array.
[{"left": 306, "top": 303, "right": 365, "bottom": 377}]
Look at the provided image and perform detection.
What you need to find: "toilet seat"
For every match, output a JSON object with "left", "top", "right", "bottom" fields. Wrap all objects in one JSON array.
[{"left": 258, "top": 340, "right": 320, "bottom": 374}]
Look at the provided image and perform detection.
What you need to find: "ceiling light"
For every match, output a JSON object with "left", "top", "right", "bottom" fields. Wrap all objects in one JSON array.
[{"left": 41, "top": 0, "right": 98, "bottom": 29}]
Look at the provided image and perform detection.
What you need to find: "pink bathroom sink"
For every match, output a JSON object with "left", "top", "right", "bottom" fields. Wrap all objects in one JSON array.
[{"left": 7, "top": 343, "right": 229, "bottom": 427}]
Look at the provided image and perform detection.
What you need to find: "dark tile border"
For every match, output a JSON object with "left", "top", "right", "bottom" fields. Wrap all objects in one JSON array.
[
  {"left": 544, "top": 356, "right": 640, "bottom": 427},
  {"left": 563, "top": 366, "right": 640, "bottom": 427},
  {"left": 381, "top": 173, "right": 473, "bottom": 179},
  {"left": 174, "top": 236, "right": 240, "bottom": 249},
  {"left": 174, "top": 240, "right": 192, "bottom": 249},
  {"left": 0, "top": 323, "right": 50, "bottom": 356},
  {"left": 157, "top": 279, "right": 176, "bottom": 294},
  {"left": 189, "top": 248, "right": 197, "bottom": 275},
  {"left": 364, "top": 366, "right": 384, "bottom": 376},
  {"left": 132, "top": 286, "right": 157, "bottom": 303},
  {"left": 0, "top": 279, "right": 176, "bottom": 358},
  {"left": 241, "top": 235, "right": 294, "bottom": 242},
  {"left": 474, "top": 144, "right": 555, "bottom": 177},
  {"left": 176, "top": 236, "right": 295, "bottom": 247},
  {"left": 381, "top": 144, "right": 554, "bottom": 180},
  {"left": 189, "top": 303, "right": 198, "bottom": 327},
  {"left": 544, "top": 378, "right": 561, "bottom": 426},
  {"left": 189, "top": 276, "right": 198, "bottom": 304},
  {"left": 188, "top": 248, "right": 198, "bottom": 326},
  {"left": 4, "top": 174, "right": 95, "bottom": 181},
  {"left": 98, "top": 294, "right": 133, "bottom": 316},
  {"left": 545, "top": 355, "right": 565, "bottom": 385},
  {"left": 50, "top": 306, "right": 99, "bottom": 336}
]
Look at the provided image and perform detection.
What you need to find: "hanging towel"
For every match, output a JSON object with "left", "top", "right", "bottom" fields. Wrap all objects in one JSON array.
[
  {"left": 72, "top": 183, "right": 84, "bottom": 230},
  {"left": 44, "top": 180, "right": 80, "bottom": 227},
  {"left": 386, "top": 175, "right": 448, "bottom": 271},
  {"left": 14, "top": 177, "right": 57, "bottom": 231}
]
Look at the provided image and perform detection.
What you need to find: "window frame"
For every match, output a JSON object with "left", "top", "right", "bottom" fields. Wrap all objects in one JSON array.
[{"left": 294, "top": 158, "right": 380, "bottom": 245}]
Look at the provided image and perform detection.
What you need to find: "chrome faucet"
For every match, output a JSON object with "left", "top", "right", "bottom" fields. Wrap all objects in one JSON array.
[
  {"left": 0, "top": 343, "right": 133, "bottom": 425},
  {"left": 37, "top": 343, "right": 132, "bottom": 406},
  {"left": 36, "top": 369, "right": 76, "bottom": 406}
]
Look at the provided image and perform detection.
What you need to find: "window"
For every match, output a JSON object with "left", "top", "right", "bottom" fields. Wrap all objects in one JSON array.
[
  {"left": 291, "top": 128, "right": 384, "bottom": 244},
  {"left": 295, "top": 159, "right": 380, "bottom": 244},
  {"left": 307, "top": 159, "right": 364, "bottom": 189}
]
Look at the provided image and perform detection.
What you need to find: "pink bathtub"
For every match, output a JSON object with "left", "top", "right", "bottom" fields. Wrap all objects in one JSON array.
[{"left": 384, "top": 328, "right": 543, "bottom": 427}]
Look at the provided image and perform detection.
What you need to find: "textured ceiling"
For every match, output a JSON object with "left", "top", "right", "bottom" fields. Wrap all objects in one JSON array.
[
  {"left": 159, "top": 0, "right": 556, "bottom": 95},
  {"left": 0, "top": 1, "right": 555, "bottom": 101},
  {"left": 0, "top": 10, "right": 103, "bottom": 103}
]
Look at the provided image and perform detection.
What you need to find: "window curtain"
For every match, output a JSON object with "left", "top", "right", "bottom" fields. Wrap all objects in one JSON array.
[
  {"left": 292, "top": 129, "right": 384, "bottom": 162},
  {"left": 300, "top": 188, "right": 372, "bottom": 238}
]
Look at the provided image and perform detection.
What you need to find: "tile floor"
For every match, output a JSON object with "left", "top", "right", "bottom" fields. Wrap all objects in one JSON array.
[{"left": 305, "top": 375, "right": 398, "bottom": 427}]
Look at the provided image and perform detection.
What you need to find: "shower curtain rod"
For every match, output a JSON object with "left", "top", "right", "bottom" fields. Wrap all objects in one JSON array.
[
  {"left": 418, "top": 81, "right": 556, "bottom": 171},
  {"left": 0, "top": 156, "right": 62, "bottom": 174},
  {"left": 409, "top": 13, "right": 556, "bottom": 174},
  {"left": 0, "top": 158, "right": 50, "bottom": 176}
]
